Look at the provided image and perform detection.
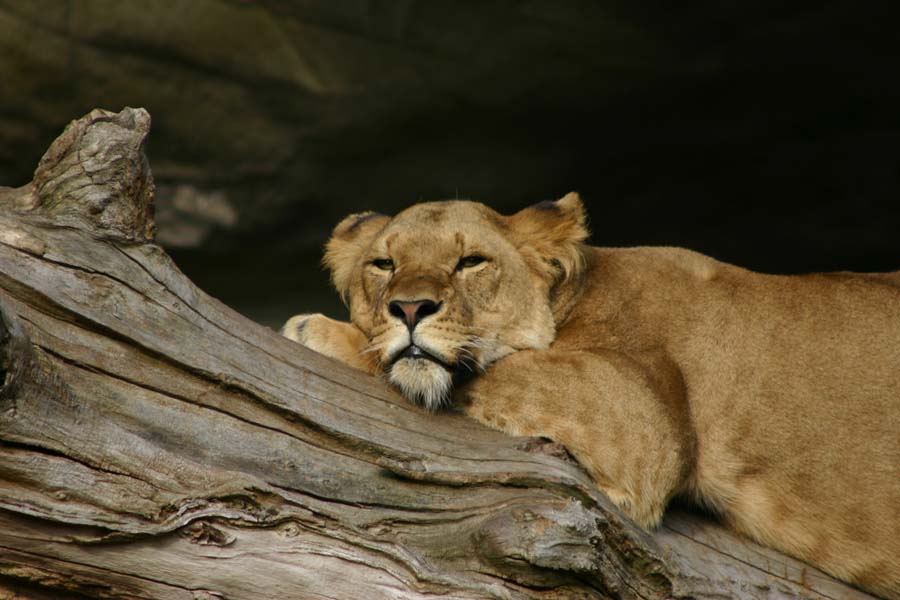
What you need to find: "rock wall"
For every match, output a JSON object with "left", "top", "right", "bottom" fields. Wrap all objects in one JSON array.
[{"left": 2, "top": 1, "right": 898, "bottom": 324}]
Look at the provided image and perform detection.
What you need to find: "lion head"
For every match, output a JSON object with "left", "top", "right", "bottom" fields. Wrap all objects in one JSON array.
[{"left": 323, "top": 192, "right": 589, "bottom": 410}]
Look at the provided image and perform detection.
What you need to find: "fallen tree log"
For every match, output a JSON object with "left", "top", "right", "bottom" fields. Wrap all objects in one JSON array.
[{"left": 0, "top": 108, "right": 877, "bottom": 600}]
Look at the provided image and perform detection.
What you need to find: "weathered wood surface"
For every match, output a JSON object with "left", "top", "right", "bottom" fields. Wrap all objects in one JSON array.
[{"left": 0, "top": 108, "right": 877, "bottom": 599}]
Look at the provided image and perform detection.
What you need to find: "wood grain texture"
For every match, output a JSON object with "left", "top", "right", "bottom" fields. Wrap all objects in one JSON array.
[{"left": 0, "top": 109, "right": 878, "bottom": 599}]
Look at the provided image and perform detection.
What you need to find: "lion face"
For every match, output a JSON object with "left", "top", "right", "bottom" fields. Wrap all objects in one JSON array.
[{"left": 324, "top": 193, "right": 588, "bottom": 410}]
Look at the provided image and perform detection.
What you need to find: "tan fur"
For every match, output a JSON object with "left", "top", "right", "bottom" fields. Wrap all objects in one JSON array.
[{"left": 284, "top": 193, "right": 900, "bottom": 599}]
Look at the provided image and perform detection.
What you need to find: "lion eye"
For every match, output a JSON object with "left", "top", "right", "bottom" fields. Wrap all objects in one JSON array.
[
  {"left": 456, "top": 255, "right": 486, "bottom": 271},
  {"left": 372, "top": 258, "right": 394, "bottom": 271}
]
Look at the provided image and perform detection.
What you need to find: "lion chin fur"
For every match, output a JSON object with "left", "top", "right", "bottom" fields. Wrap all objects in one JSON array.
[
  {"left": 388, "top": 359, "right": 453, "bottom": 412},
  {"left": 284, "top": 192, "right": 900, "bottom": 599}
]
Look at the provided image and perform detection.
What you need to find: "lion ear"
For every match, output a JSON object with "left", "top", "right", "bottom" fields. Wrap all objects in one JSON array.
[
  {"left": 323, "top": 211, "right": 391, "bottom": 301},
  {"left": 507, "top": 192, "right": 589, "bottom": 285}
]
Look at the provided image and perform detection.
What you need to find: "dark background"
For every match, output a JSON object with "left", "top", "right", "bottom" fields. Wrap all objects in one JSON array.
[{"left": 2, "top": 1, "right": 898, "bottom": 327}]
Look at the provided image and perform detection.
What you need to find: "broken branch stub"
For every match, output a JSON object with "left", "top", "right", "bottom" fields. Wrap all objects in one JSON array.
[{"left": 26, "top": 107, "right": 154, "bottom": 242}]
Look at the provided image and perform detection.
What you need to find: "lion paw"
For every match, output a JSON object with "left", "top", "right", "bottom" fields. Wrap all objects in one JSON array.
[
  {"left": 281, "top": 313, "right": 319, "bottom": 344},
  {"left": 281, "top": 313, "right": 374, "bottom": 374}
]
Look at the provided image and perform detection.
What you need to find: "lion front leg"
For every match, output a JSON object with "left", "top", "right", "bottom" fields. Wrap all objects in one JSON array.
[
  {"left": 282, "top": 313, "right": 378, "bottom": 374},
  {"left": 457, "top": 348, "right": 691, "bottom": 529}
]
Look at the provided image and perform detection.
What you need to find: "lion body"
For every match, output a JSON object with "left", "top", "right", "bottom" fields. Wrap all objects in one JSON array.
[{"left": 285, "top": 195, "right": 900, "bottom": 598}]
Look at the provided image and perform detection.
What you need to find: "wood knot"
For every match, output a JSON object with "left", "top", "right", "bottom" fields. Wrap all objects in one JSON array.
[
  {"left": 473, "top": 500, "right": 601, "bottom": 586},
  {"left": 180, "top": 520, "right": 235, "bottom": 547}
]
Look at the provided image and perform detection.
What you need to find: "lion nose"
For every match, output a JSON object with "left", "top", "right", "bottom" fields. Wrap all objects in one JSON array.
[{"left": 388, "top": 299, "right": 442, "bottom": 331}]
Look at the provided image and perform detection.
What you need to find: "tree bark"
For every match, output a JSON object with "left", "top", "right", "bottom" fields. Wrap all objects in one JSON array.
[{"left": 0, "top": 109, "right": 876, "bottom": 600}]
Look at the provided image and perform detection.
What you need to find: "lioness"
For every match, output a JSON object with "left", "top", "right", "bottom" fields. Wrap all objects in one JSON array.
[{"left": 284, "top": 193, "right": 900, "bottom": 598}]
